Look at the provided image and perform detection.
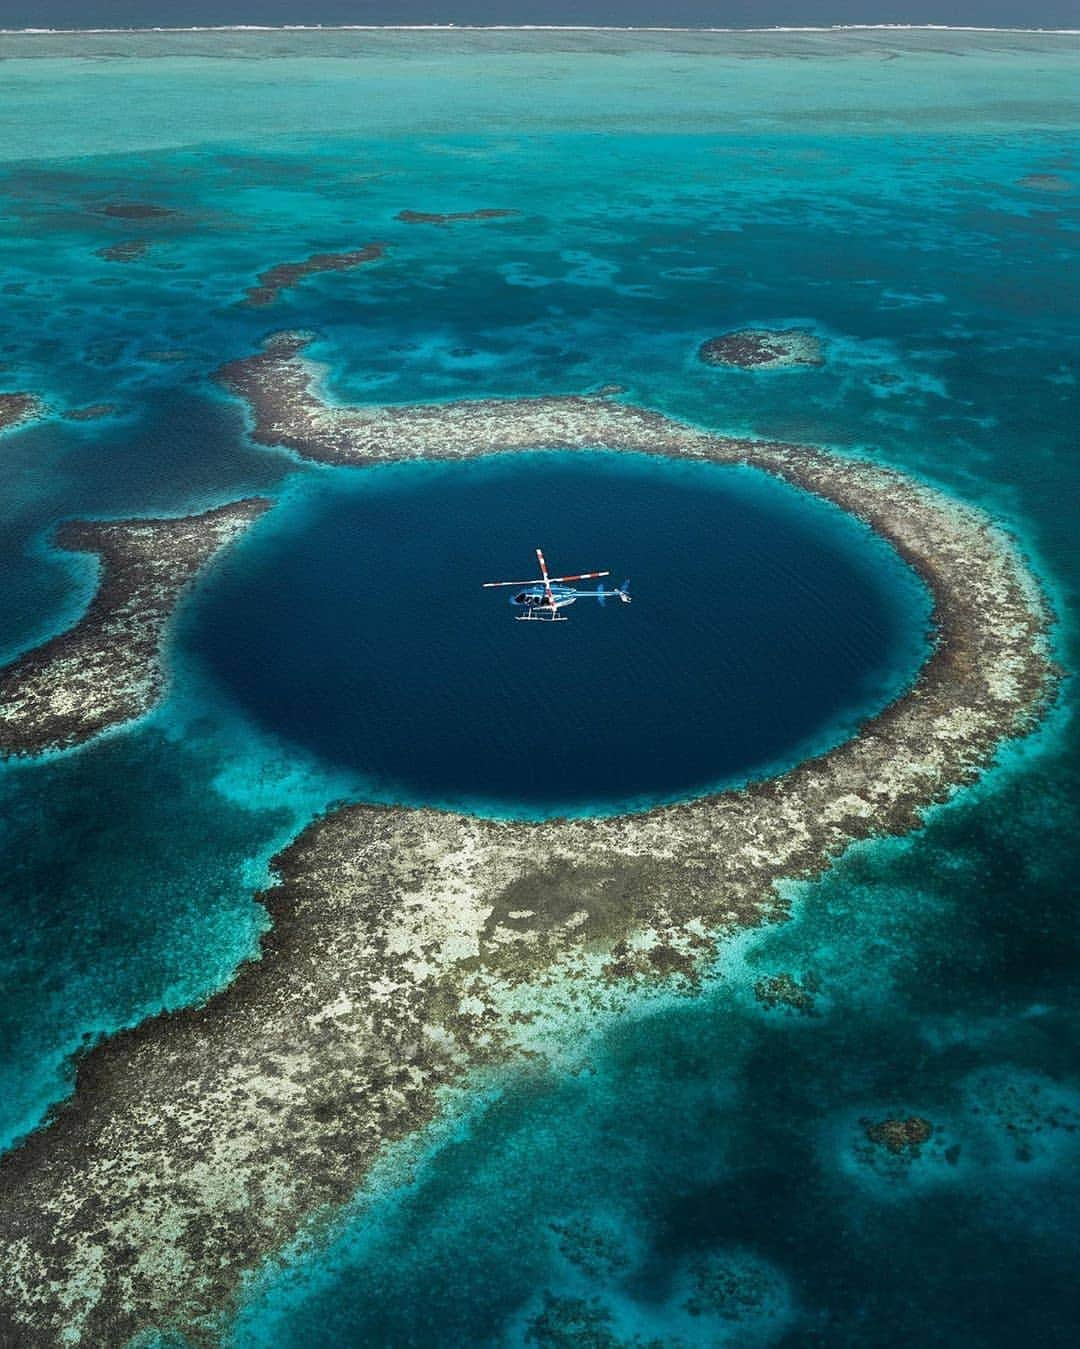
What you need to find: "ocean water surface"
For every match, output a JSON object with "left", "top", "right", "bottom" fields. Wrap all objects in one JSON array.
[
  {"left": 0, "top": 26, "right": 1077, "bottom": 1346},
  {"left": 186, "top": 451, "right": 930, "bottom": 814}
]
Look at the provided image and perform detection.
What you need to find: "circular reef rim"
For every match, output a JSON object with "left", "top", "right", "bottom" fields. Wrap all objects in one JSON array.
[{"left": 183, "top": 446, "right": 935, "bottom": 820}]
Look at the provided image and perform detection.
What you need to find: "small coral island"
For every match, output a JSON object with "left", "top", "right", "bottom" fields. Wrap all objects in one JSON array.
[
  {"left": 0, "top": 332, "right": 1058, "bottom": 1346},
  {"left": 699, "top": 327, "right": 825, "bottom": 370}
]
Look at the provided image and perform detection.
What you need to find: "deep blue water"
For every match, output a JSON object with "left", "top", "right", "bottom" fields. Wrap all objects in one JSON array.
[
  {"left": 187, "top": 452, "right": 929, "bottom": 814},
  {"left": 0, "top": 29, "right": 1076, "bottom": 1349}
]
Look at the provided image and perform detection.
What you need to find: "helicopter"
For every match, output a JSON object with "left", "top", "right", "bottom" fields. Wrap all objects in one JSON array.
[{"left": 482, "top": 548, "right": 631, "bottom": 622}]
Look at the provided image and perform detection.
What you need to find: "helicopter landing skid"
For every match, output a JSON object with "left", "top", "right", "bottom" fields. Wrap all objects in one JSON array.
[{"left": 516, "top": 609, "right": 567, "bottom": 621}]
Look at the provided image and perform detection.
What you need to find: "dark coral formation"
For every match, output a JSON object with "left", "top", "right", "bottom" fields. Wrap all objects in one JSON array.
[
  {"left": 684, "top": 1252, "right": 783, "bottom": 1320},
  {"left": 965, "top": 1068, "right": 1080, "bottom": 1164},
  {"left": 396, "top": 207, "right": 517, "bottom": 224},
  {"left": 698, "top": 327, "right": 824, "bottom": 370},
  {"left": 550, "top": 1216, "right": 633, "bottom": 1282},
  {"left": 242, "top": 243, "right": 387, "bottom": 307},
  {"left": 95, "top": 239, "right": 152, "bottom": 263},
  {"left": 0, "top": 499, "right": 271, "bottom": 757},
  {"left": 92, "top": 201, "right": 174, "bottom": 220},
  {"left": 141, "top": 349, "right": 198, "bottom": 363},
  {"left": 525, "top": 1294, "right": 625, "bottom": 1348},
  {"left": 0, "top": 338, "right": 1058, "bottom": 1344},
  {"left": 753, "top": 971, "right": 819, "bottom": 1014},
  {"left": 862, "top": 1115, "right": 934, "bottom": 1156},
  {"left": 0, "top": 391, "right": 42, "bottom": 433},
  {"left": 1017, "top": 173, "right": 1073, "bottom": 193},
  {"left": 62, "top": 403, "right": 118, "bottom": 422},
  {"left": 602, "top": 936, "right": 704, "bottom": 983}
]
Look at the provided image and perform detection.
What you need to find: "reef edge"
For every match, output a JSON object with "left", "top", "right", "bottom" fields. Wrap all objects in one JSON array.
[
  {"left": 0, "top": 334, "right": 1059, "bottom": 1346},
  {"left": 0, "top": 498, "right": 273, "bottom": 758}
]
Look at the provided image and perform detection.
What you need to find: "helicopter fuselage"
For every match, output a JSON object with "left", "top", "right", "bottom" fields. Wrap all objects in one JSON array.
[
  {"left": 512, "top": 584, "right": 577, "bottom": 611},
  {"left": 483, "top": 551, "right": 629, "bottom": 622}
]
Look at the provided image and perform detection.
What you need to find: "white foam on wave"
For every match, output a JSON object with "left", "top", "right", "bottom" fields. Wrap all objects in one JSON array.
[{"left": 1, "top": 23, "right": 1078, "bottom": 35}]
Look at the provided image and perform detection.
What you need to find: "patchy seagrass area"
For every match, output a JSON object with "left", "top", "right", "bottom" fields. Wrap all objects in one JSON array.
[{"left": 0, "top": 336, "right": 1058, "bottom": 1346}]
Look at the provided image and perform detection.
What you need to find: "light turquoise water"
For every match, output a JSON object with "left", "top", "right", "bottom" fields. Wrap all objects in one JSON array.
[
  {"left": 2, "top": 26, "right": 1076, "bottom": 165},
  {"left": 0, "top": 28, "right": 1077, "bottom": 1345}
]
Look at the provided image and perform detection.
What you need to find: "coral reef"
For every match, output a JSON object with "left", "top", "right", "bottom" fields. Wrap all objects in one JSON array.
[
  {"left": 753, "top": 971, "right": 819, "bottom": 1014},
  {"left": 92, "top": 202, "right": 174, "bottom": 220},
  {"left": 242, "top": 244, "right": 387, "bottom": 307},
  {"left": 1017, "top": 173, "right": 1073, "bottom": 192},
  {"left": 862, "top": 1116, "right": 934, "bottom": 1157},
  {"left": 0, "top": 392, "right": 42, "bottom": 433},
  {"left": 62, "top": 403, "right": 119, "bottom": 422},
  {"left": 396, "top": 208, "right": 517, "bottom": 224},
  {"left": 0, "top": 337, "right": 1058, "bottom": 1343},
  {"left": 698, "top": 328, "right": 824, "bottom": 370},
  {"left": 95, "top": 239, "right": 152, "bottom": 262},
  {"left": 0, "top": 499, "right": 272, "bottom": 757}
]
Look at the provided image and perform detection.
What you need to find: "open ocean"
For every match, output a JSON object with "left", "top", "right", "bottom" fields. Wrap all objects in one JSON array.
[{"left": 0, "top": 23, "right": 1077, "bottom": 1346}]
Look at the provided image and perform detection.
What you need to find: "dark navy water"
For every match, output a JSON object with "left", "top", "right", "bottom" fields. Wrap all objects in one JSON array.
[{"left": 187, "top": 452, "right": 929, "bottom": 815}]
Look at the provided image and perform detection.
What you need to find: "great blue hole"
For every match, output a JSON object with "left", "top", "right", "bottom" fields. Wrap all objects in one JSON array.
[{"left": 186, "top": 450, "right": 933, "bottom": 817}]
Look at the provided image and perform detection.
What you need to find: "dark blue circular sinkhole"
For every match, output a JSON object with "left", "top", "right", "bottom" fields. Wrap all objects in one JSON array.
[{"left": 188, "top": 451, "right": 931, "bottom": 817}]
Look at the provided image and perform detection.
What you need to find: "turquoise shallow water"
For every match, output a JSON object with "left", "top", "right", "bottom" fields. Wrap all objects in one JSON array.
[{"left": 0, "top": 28, "right": 1077, "bottom": 1346}]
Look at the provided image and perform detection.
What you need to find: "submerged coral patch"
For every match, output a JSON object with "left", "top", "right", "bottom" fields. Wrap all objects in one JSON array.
[
  {"left": 1017, "top": 173, "right": 1073, "bottom": 193},
  {"left": 62, "top": 403, "right": 119, "bottom": 422},
  {"left": 698, "top": 328, "right": 825, "bottom": 370},
  {"left": 95, "top": 239, "right": 152, "bottom": 263},
  {"left": 92, "top": 201, "right": 174, "bottom": 220},
  {"left": 396, "top": 208, "right": 517, "bottom": 224},
  {"left": 862, "top": 1115, "right": 934, "bottom": 1156},
  {"left": 0, "top": 391, "right": 42, "bottom": 433},
  {"left": 243, "top": 244, "right": 387, "bottom": 308}
]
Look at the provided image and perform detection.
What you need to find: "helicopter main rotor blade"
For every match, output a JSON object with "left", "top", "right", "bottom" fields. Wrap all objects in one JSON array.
[
  {"left": 546, "top": 570, "right": 610, "bottom": 583},
  {"left": 535, "top": 547, "right": 555, "bottom": 606},
  {"left": 481, "top": 578, "right": 544, "bottom": 588}
]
